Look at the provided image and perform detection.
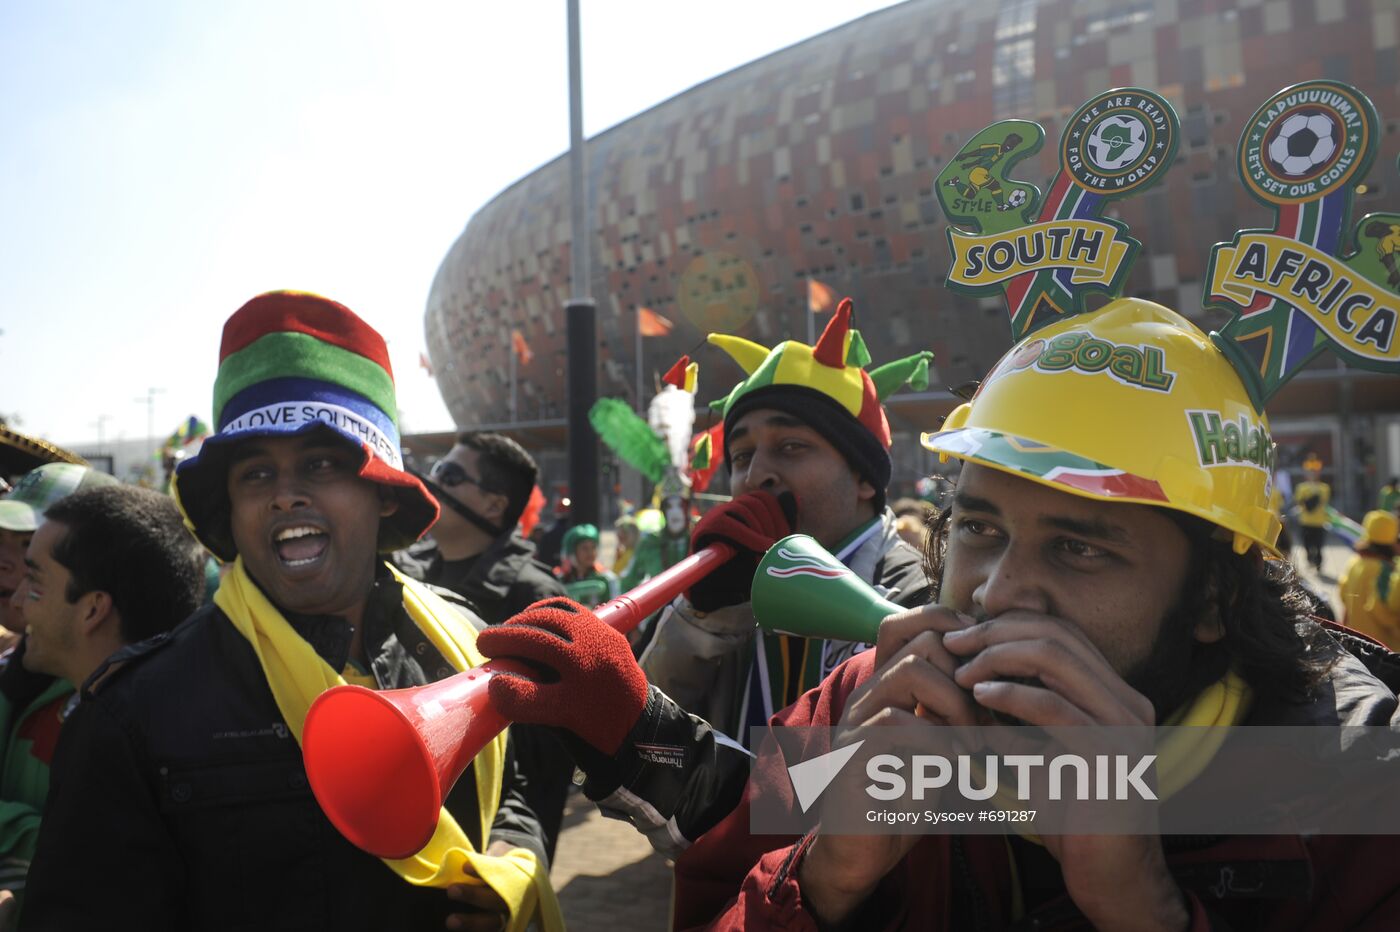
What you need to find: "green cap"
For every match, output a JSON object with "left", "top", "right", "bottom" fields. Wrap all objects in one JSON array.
[
  {"left": 561, "top": 523, "right": 600, "bottom": 559},
  {"left": 0, "top": 464, "right": 119, "bottom": 532}
]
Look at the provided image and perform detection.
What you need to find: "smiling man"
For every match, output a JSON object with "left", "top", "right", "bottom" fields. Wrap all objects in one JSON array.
[
  {"left": 5, "top": 486, "right": 202, "bottom": 903},
  {"left": 16, "top": 485, "right": 203, "bottom": 689},
  {"left": 0, "top": 467, "right": 137, "bottom": 913},
  {"left": 640, "top": 299, "right": 935, "bottom": 745},
  {"left": 0, "top": 465, "right": 117, "bottom": 644},
  {"left": 0, "top": 529, "right": 27, "bottom": 643},
  {"left": 19, "top": 292, "right": 558, "bottom": 932}
]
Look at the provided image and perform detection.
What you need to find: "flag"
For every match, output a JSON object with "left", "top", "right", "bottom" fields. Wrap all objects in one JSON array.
[
  {"left": 662, "top": 355, "right": 691, "bottom": 390},
  {"left": 807, "top": 278, "right": 838, "bottom": 314},
  {"left": 688, "top": 423, "right": 725, "bottom": 493},
  {"left": 511, "top": 329, "right": 534, "bottom": 366},
  {"left": 1325, "top": 506, "right": 1363, "bottom": 547},
  {"left": 418, "top": 351, "right": 434, "bottom": 377},
  {"left": 518, "top": 485, "right": 546, "bottom": 537},
  {"left": 638, "top": 307, "right": 674, "bottom": 337},
  {"left": 162, "top": 415, "right": 210, "bottom": 454}
]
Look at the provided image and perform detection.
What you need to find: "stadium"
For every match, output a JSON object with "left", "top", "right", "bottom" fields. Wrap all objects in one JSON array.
[{"left": 423, "top": 0, "right": 1400, "bottom": 510}]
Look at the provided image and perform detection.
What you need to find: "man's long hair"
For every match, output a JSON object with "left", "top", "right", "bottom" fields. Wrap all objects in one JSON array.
[{"left": 922, "top": 504, "right": 1338, "bottom": 710}]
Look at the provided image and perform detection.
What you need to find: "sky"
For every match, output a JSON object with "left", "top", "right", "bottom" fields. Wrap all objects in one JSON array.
[{"left": 0, "top": 0, "right": 902, "bottom": 450}]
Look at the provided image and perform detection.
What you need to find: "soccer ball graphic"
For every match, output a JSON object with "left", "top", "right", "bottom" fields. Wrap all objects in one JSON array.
[
  {"left": 1086, "top": 115, "right": 1147, "bottom": 170},
  {"left": 1007, "top": 188, "right": 1028, "bottom": 208},
  {"left": 1268, "top": 112, "right": 1337, "bottom": 176}
]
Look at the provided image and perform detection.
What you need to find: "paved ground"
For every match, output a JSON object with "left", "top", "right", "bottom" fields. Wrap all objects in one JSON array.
[
  {"left": 548, "top": 528, "right": 674, "bottom": 928},
  {"left": 545, "top": 540, "right": 1353, "bottom": 930},
  {"left": 551, "top": 787, "right": 673, "bottom": 930},
  {"left": 548, "top": 532, "right": 673, "bottom": 930},
  {"left": 1289, "top": 539, "right": 1350, "bottom": 617}
]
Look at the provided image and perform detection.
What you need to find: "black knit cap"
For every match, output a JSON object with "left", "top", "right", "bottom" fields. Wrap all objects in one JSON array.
[{"left": 723, "top": 385, "right": 891, "bottom": 512}]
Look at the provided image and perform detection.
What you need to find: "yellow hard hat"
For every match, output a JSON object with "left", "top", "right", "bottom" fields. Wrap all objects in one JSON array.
[
  {"left": 1360, "top": 510, "right": 1399, "bottom": 549},
  {"left": 922, "top": 298, "right": 1281, "bottom": 555}
]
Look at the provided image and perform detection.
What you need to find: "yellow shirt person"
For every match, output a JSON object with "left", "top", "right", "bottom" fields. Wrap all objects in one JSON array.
[
  {"left": 1292, "top": 458, "right": 1331, "bottom": 573},
  {"left": 1339, "top": 511, "right": 1400, "bottom": 648},
  {"left": 1294, "top": 479, "right": 1331, "bottom": 528}
]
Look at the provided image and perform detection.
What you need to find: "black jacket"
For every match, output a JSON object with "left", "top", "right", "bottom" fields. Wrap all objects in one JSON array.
[
  {"left": 20, "top": 575, "right": 544, "bottom": 932},
  {"left": 393, "top": 532, "right": 563, "bottom": 625}
]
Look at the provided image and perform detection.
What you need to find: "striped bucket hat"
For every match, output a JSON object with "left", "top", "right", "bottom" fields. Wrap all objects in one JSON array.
[{"left": 172, "top": 291, "right": 438, "bottom": 560}]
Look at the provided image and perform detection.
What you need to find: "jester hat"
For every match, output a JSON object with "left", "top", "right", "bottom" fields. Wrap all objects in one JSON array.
[
  {"left": 173, "top": 291, "right": 439, "bottom": 560},
  {"left": 709, "top": 298, "right": 933, "bottom": 508}
]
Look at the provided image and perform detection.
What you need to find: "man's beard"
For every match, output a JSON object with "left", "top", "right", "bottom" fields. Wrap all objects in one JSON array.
[
  {"left": 1122, "top": 592, "right": 1225, "bottom": 723},
  {"left": 976, "top": 594, "right": 1222, "bottom": 727}
]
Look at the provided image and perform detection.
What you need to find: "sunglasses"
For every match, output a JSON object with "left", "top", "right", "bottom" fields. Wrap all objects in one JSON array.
[{"left": 429, "top": 460, "right": 485, "bottom": 490}]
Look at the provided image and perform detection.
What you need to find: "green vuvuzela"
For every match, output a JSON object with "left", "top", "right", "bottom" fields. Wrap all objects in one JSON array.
[{"left": 752, "top": 534, "right": 902, "bottom": 643}]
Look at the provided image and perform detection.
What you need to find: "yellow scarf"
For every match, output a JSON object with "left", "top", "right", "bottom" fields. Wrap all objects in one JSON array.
[
  {"left": 994, "top": 669, "right": 1251, "bottom": 802},
  {"left": 1156, "top": 668, "right": 1252, "bottom": 797},
  {"left": 1002, "top": 671, "right": 1252, "bottom": 919},
  {"left": 216, "top": 558, "right": 563, "bottom": 932}
]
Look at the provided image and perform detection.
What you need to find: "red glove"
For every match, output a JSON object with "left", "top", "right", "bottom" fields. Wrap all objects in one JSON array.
[
  {"left": 477, "top": 598, "right": 647, "bottom": 755},
  {"left": 687, "top": 490, "right": 797, "bottom": 611}
]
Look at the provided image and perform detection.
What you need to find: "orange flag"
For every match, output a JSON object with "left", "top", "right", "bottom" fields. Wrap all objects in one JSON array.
[
  {"left": 518, "top": 485, "right": 546, "bottom": 537},
  {"left": 638, "top": 307, "right": 675, "bottom": 337},
  {"left": 511, "top": 329, "right": 534, "bottom": 366},
  {"left": 807, "top": 278, "right": 837, "bottom": 314}
]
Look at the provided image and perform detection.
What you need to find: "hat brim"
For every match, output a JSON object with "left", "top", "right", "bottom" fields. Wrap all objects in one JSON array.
[
  {"left": 922, "top": 426, "right": 1283, "bottom": 558},
  {"left": 172, "top": 421, "right": 438, "bottom": 561},
  {"left": 0, "top": 500, "right": 39, "bottom": 533}
]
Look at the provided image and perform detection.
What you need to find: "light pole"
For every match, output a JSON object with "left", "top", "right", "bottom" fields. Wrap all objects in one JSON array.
[
  {"left": 134, "top": 387, "right": 165, "bottom": 483},
  {"left": 564, "top": 0, "right": 600, "bottom": 527},
  {"left": 90, "top": 414, "right": 112, "bottom": 456}
]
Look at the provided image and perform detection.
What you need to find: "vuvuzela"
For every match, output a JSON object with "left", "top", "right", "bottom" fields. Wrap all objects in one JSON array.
[
  {"left": 302, "top": 541, "right": 736, "bottom": 859},
  {"left": 751, "top": 533, "right": 902, "bottom": 642}
]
